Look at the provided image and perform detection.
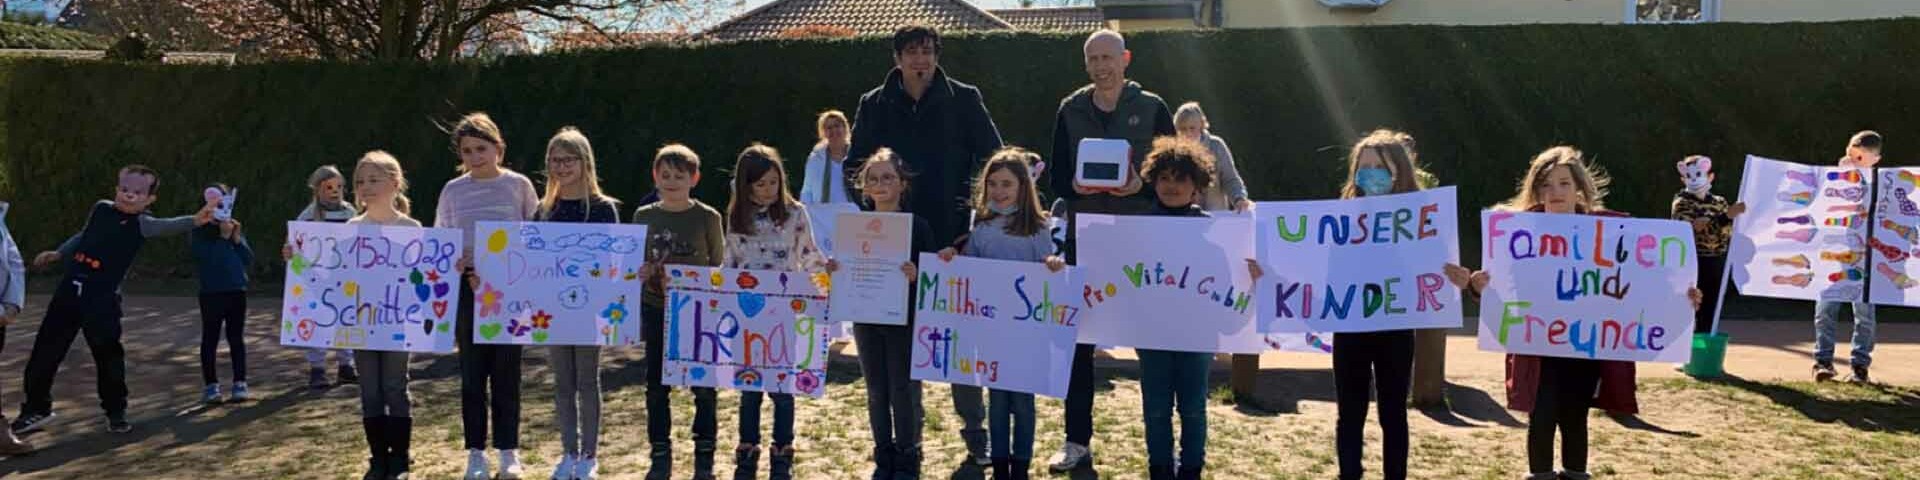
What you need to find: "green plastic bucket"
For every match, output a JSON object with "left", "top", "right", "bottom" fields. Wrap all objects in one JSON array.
[{"left": 1684, "top": 332, "right": 1729, "bottom": 379}]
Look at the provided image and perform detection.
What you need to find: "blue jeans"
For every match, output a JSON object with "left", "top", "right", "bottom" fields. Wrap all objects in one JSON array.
[
  {"left": 739, "top": 391, "right": 794, "bottom": 446},
  {"left": 988, "top": 389, "right": 1035, "bottom": 460},
  {"left": 1814, "top": 299, "right": 1876, "bottom": 367},
  {"left": 1138, "top": 349, "right": 1210, "bottom": 468}
]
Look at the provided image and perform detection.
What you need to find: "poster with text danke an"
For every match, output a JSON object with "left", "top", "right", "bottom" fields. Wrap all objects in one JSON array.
[
  {"left": 1476, "top": 211, "right": 1696, "bottom": 364},
  {"left": 471, "top": 222, "right": 648, "bottom": 347},
  {"left": 661, "top": 266, "right": 832, "bottom": 397},
  {"left": 280, "top": 221, "right": 463, "bottom": 354},
  {"left": 909, "top": 254, "right": 1078, "bottom": 398}
]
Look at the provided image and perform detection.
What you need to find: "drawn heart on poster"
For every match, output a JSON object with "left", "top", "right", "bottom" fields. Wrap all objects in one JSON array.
[
  {"left": 414, "top": 283, "right": 432, "bottom": 302},
  {"left": 738, "top": 292, "right": 767, "bottom": 318},
  {"left": 532, "top": 331, "right": 550, "bottom": 343},
  {"left": 434, "top": 282, "right": 451, "bottom": 299},
  {"left": 479, "top": 323, "right": 503, "bottom": 340},
  {"left": 432, "top": 300, "right": 449, "bottom": 318},
  {"left": 423, "top": 319, "right": 435, "bottom": 335}
]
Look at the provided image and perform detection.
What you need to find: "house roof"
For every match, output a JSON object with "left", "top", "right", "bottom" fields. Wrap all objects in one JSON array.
[
  {"left": 988, "top": 7, "right": 1106, "bottom": 31},
  {"left": 702, "top": 0, "right": 1103, "bottom": 41}
]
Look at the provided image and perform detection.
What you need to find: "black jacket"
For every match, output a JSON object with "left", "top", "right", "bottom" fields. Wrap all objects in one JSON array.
[{"left": 847, "top": 66, "right": 1004, "bottom": 249}]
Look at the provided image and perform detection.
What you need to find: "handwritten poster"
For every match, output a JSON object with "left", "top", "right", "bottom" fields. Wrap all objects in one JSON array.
[
  {"left": 471, "top": 222, "right": 647, "bottom": 346},
  {"left": 807, "top": 203, "right": 861, "bottom": 254},
  {"left": 1074, "top": 214, "right": 1265, "bottom": 354},
  {"left": 1729, "top": 156, "right": 1872, "bottom": 302},
  {"left": 910, "top": 254, "right": 1078, "bottom": 397},
  {"left": 1871, "top": 167, "right": 1920, "bottom": 306},
  {"left": 1254, "top": 187, "right": 1463, "bottom": 333},
  {"left": 661, "top": 266, "right": 832, "bottom": 397},
  {"left": 280, "top": 221, "right": 463, "bottom": 353},
  {"left": 828, "top": 212, "right": 913, "bottom": 325},
  {"left": 1476, "top": 211, "right": 1696, "bottom": 363}
]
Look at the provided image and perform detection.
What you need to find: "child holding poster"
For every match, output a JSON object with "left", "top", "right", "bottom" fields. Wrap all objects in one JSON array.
[
  {"left": 633, "top": 144, "right": 726, "bottom": 480},
  {"left": 1131, "top": 138, "right": 1256, "bottom": 480},
  {"left": 723, "top": 144, "right": 827, "bottom": 480},
  {"left": 1671, "top": 155, "right": 1743, "bottom": 337},
  {"left": 192, "top": 183, "right": 253, "bottom": 405},
  {"left": 347, "top": 151, "right": 424, "bottom": 480},
  {"left": 1811, "top": 130, "right": 1882, "bottom": 384},
  {"left": 829, "top": 148, "right": 936, "bottom": 480},
  {"left": 295, "top": 165, "right": 360, "bottom": 389},
  {"left": 935, "top": 147, "right": 1066, "bottom": 480},
  {"left": 1320, "top": 130, "right": 1474, "bottom": 480},
  {"left": 438, "top": 113, "right": 540, "bottom": 479},
  {"left": 536, "top": 128, "right": 621, "bottom": 480},
  {"left": 1462, "top": 146, "right": 1702, "bottom": 480}
]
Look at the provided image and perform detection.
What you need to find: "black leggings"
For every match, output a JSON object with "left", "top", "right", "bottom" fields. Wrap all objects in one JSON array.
[
  {"left": 1693, "top": 255, "right": 1726, "bottom": 334},
  {"left": 1333, "top": 331, "right": 1414, "bottom": 480},
  {"left": 1528, "top": 356, "right": 1602, "bottom": 474},
  {"left": 198, "top": 292, "right": 247, "bottom": 385}
]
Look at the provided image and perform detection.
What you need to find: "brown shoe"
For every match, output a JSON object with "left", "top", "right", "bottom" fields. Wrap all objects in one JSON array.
[{"left": 0, "top": 427, "right": 34, "bottom": 455}]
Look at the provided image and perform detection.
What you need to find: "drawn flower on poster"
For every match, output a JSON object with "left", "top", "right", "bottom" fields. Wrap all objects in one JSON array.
[{"left": 479, "top": 282, "right": 504, "bottom": 318}]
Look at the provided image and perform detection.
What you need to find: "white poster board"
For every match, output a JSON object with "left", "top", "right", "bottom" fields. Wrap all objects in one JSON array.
[
  {"left": 281, "top": 221, "right": 463, "bottom": 353},
  {"left": 470, "top": 222, "right": 647, "bottom": 346},
  {"left": 1729, "top": 155, "right": 1871, "bottom": 302},
  {"left": 909, "top": 254, "right": 1078, "bottom": 397},
  {"left": 660, "top": 266, "right": 832, "bottom": 397},
  {"left": 1476, "top": 211, "right": 1696, "bottom": 363},
  {"left": 828, "top": 211, "right": 914, "bottom": 325},
  {"left": 1254, "top": 187, "right": 1464, "bottom": 333},
  {"left": 1074, "top": 213, "right": 1265, "bottom": 354},
  {"left": 1870, "top": 167, "right": 1920, "bottom": 305}
]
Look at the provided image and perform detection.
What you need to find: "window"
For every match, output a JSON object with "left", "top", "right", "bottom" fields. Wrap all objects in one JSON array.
[{"left": 1629, "top": 0, "right": 1718, "bottom": 24}]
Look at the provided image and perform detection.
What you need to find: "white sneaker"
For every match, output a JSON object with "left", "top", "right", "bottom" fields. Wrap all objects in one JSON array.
[
  {"left": 1046, "top": 442, "right": 1090, "bottom": 473},
  {"left": 574, "top": 456, "right": 599, "bottom": 480},
  {"left": 464, "top": 449, "right": 491, "bottom": 479},
  {"left": 552, "top": 454, "right": 576, "bottom": 480},
  {"left": 498, "top": 449, "right": 526, "bottom": 479}
]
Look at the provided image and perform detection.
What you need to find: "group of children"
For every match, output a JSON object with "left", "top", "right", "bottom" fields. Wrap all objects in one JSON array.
[{"left": 0, "top": 103, "right": 1880, "bottom": 480}]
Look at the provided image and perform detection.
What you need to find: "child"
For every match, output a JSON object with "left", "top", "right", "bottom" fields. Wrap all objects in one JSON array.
[
  {"left": 539, "top": 128, "right": 621, "bottom": 480},
  {"left": 723, "top": 144, "right": 826, "bottom": 480},
  {"left": 1812, "top": 130, "right": 1882, "bottom": 383},
  {"left": 296, "top": 165, "right": 359, "bottom": 389},
  {"left": 935, "top": 148, "right": 1066, "bottom": 480},
  {"left": 634, "top": 144, "right": 726, "bottom": 480},
  {"left": 830, "top": 148, "right": 934, "bottom": 480},
  {"left": 15, "top": 165, "right": 213, "bottom": 435},
  {"left": 438, "top": 113, "right": 540, "bottom": 480},
  {"left": 1132, "top": 138, "right": 1244, "bottom": 480},
  {"left": 0, "top": 201, "right": 32, "bottom": 454},
  {"left": 192, "top": 183, "right": 253, "bottom": 405},
  {"left": 1460, "top": 146, "right": 1702, "bottom": 480},
  {"left": 352, "top": 151, "right": 423, "bottom": 480},
  {"left": 1670, "top": 156, "right": 1745, "bottom": 337}
]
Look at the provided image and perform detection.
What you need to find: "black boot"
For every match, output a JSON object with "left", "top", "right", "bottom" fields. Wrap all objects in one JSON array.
[
  {"left": 645, "top": 442, "right": 672, "bottom": 480},
  {"left": 1149, "top": 464, "right": 1176, "bottom": 480},
  {"left": 1175, "top": 462, "right": 1203, "bottom": 480},
  {"left": 769, "top": 444, "right": 794, "bottom": 480},
  {"left": 892, "top": 445, "right": 922, "bottom": 480},
  {"left": 1010, "top": 458, "right": 1030, "bottom": 480},
  {"left": 869, "top": 445, "right": 894, "bottom": 480},
  {"left": 362, "top": 417, "right": 387, "bottom": 480},
  {"left": 991, "top": 457, "right": 1011, "bottom": 480},
  {"left": 732, "top": 445, "right": 761, "bottom": 480},
  {"left": 385, "top": 417, "right": 412, "bottom": 480},
  {"left": 694, "top": 440, "right": 718, "bottom": 480}
]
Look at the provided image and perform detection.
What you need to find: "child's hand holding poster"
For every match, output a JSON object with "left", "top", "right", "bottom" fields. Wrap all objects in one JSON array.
[
  {"left": 1074, "top": 213, "right": 1264, "bottom": 354},
  {"left": 281, "top": 221, "right": 463, "bottom": 353},
  {"left": 471, "top": 222, "right": 648, "bottom": 346},
  {"left": 910, "top": 254, "right": 1078, "bottom": 397},
  {"left": 661, "top": 265, "right": 832, "bottom": 397},
  {"left": 1255, "top": 187, "right": 1463, "bottom": 333},
  {"left": 1476, "top": 211, "right": 1696, "bottom": 364}
]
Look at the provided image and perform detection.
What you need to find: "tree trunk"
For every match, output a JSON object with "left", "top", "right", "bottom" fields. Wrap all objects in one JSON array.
[
  {"left": 1410, "top": 328, "right": 1447, "bottom": 407},
  {"left": 1229, "top": 353, "right": 1259, "bottom": 407}
]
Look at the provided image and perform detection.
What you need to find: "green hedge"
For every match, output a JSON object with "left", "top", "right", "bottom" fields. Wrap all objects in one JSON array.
[
  {"left": 4, "top": 20, "right": 1917, "bottom": 289},
  {"left": 0, "top": 22, "right": 108, "bottom": 50}
]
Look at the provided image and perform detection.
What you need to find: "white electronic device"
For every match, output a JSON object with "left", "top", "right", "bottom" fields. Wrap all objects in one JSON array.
[{"left": 1075, "top": 138, "right": 1131, "bottom": 189}]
